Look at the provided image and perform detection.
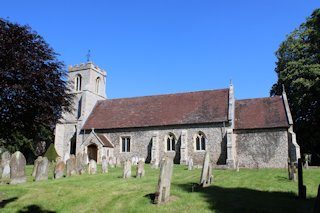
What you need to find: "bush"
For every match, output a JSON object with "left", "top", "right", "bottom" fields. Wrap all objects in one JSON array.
[{"left": 44, "top": 143, "right": 59, "bottom": 162}]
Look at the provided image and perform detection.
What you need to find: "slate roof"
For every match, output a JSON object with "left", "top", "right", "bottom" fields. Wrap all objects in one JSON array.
[
  {"left": 235, "top": 96, "right": 289, "bottom": 130},
  {"left": 82, "top": 89, "right": 230, "bottom": 130},
  {"left": 96, "top": 134, "right": 114, "bottom": 148}
]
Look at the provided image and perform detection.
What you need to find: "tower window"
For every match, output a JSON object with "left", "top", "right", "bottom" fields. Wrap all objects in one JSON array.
[
  {"left": 75, "top": 75, "right": 82, "bottom": 91},
  {"left": 95, "top": 77, "right": 100, "bottom": 93}
]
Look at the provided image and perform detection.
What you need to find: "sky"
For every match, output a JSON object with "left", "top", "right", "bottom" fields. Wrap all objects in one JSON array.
[{"left": 1, "top": 0, "right": 319, "bottom": 100}]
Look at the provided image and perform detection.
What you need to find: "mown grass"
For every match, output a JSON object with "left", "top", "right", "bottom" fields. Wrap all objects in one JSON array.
[{"left": 0, "top": 164, "right": 319, "bottom": 213}]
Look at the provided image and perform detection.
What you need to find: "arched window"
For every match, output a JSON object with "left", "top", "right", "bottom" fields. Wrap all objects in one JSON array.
[
  {"left": 166, "top": 133, "right": 176, "bottom": 151},
  {"left": 75, "top": 75, "right": 82, "bottom": 91},
  {"left": 195, "top": 132, "right": 206, "bottom": 151},
  {"left": 95, "top": 77, "right": 100, "bottom": 93}
]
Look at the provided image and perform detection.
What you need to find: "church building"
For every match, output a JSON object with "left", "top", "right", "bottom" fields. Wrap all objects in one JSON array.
[{"left": 54, "top": 62, "right": 300, "bottom": 168}]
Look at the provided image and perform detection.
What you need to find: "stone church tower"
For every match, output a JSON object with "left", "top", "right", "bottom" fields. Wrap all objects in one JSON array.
[{"left": 54, "top": 62, "right": 107, "bottom": 158}]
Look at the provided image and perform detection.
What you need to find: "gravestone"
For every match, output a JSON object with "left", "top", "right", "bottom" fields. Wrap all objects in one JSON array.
[
  {"left": 200, "top": 152, "right": 213, "bottom": 187},
  {"left": 66, "top": 155, "right": 77, "bottom": 177},
  {"left": 35, "top": 157, "right": 50, "bottom": 181},
  {"left": 136, "top": 160, "right": 145, "bottom": 178},
  {"left": 304, "top": 155, "right": 309, "bottom": 169},
  {"left": 88, "top": 159, "right": 97, "bottom": 175},
  {"left": 2, "top": 162, "right": 10, "bottom": 179},
  {"left": 122, "top": 160, "right": 132, "bottom": 178},
  {"left": 314, "top": 184, "right": 320, "bottom": 213},
  {"left": 236, "top": 160, "right": 240, "bottom": 172},
  {"left": 32, "top": 156, "right": 43, "bottom": 177},
  {"left": 109, "top": 157, "right": 115, "bottom": 168},
  {"left": 116, "top": 157, "right": 121, "bottom": 168},
  {"left": 54, "top": 159, "right": 65, "bottom": 179},
  {"left": 150, "top": 159, "right": 159, "bottom": 169},
  {"left": 154, "top": 157, "right": 173, "bottom": 204},
  {"left": 76, "top": 153, "right": 86, "bottom": 175},
  {"left": 1, "top": 151, "right": 11, "bottom": 179},
  {"left": 298, "top": 158, "right": 306, "bottom": 199},
  {"left": 64, "top": 153, "right": 70, "bottom": 164},
  {"left": 10, "top": 151, "right": 26, "bottom": 184},
  {"left": 102, "top": 156, "right": 108, "bottom": 173},
  {"left": 187, "top": 158, "right": 193, "bottom": 170}
]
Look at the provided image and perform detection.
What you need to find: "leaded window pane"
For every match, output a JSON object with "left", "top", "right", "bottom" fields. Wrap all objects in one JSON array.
[
  {"left": 127, "top": 138, "right": 130, "bottom": 152},
  {"left": 122, "top": 138, "right": 125, "bottom": 152},
  {"left": 172, "top": 138, "right": 175, "bottom": 151},
  {"left": 196, "top": 137, "right": 200, "bottom": 150},
  {"left": 201, "top": 137, "right": 205, "bottom": 150},
  {"left": 167, "top": 138, "right": 171, "bottom": 151}
]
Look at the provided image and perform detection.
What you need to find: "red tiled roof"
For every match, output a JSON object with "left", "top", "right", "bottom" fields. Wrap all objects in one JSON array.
[
  {"left": 235, "top": 96, "right": 289, "bottom": 130},
  {"left": 82, "top": 89, "right": 229, "bottom": 130},
  {"left": 96, "top": 134, "right": 114, "bottom": 148}
]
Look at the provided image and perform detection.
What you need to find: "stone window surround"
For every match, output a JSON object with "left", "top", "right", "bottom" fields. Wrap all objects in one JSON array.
[
  {"left": 75, "top": 74, "right": 82, "bottom": 91},
  {"left": 164, "top": 133, "right": 177, "bottom": 152},
  {"left": 95, "top": 77, "right": 100, "bottom": 93},
  {"left": 193, "top": 131, "right": 206, "bottom": 152},
  {"left": 120, "top": 136, "right": 131, "bottom": 153}
]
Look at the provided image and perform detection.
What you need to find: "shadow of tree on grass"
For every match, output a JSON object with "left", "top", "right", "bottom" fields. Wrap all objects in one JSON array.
[
  {"left": 0, "top": 197, "right": 18, "bottom": 208},
  {"left": 18, "top": 205, "right": 55, "bottom": 213},
  {"left": 176, "top": 183, "right": 315, "bottom": 213}
]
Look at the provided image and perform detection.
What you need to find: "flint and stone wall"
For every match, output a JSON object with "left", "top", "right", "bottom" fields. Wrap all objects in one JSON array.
[
  {"left": 83, "top": 123, "right": 228, "bottom": 166},
  {"left": 235, "top": 128, "right": 288, "bottom": 168}
]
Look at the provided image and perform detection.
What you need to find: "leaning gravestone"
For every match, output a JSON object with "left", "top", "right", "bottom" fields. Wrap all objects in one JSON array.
[
  {"left": 1, "top": 151, "right": 11, "bottom": 179},
  {"left": 32, "top": 156, "right": 43, "bottom": 177},
  {"left": 136, "top": 160, "right": 145, "bottom": 178},
  {"left": 187, "top": 158, "right": 193, "bottom": 170},
  {"left": 102, "top": 156, "right": 108, "bottom": 173},
  {"left": 88, "top": 160, "right": 97, "bottom": 175},
  {"left": 298, "top": 158, "right": 306, "bottom": 199},
  {"left": 154, "top": 157, "right": 173, "bottom": 205},
  {"left": 122, "top": 160, "right": 132, "bottom": 178},
  {"left": 66, "top": 155, "right": 77, "bottom": 177},
  {"left": 76, "top": 153, "right": 86, "bottom": 175},
  {"left": 35, "top": 157, "right": 50, "bottom": 181},
  {"left": 10, "top": 151, "right": 26, "bottom": 184},
  {"left": 116, "top": 157, "right": 121, "bottom": 168},
  {"left": 54, "top": 159, "right": 65, "bottom": 179},
  {"left": 109, "top": 157, "right": 115, "bottom": 168},
  {"left": 200, "top": 152, "right": 213, "bottom": 187}
]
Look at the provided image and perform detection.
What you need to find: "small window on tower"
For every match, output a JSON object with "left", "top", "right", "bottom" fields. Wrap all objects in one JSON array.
[
  {"left": 95, "top": 77, "right": 100, "bottom": 93},
  {"left": 75, "top": 75, "right": 82, "bottom": 91}
]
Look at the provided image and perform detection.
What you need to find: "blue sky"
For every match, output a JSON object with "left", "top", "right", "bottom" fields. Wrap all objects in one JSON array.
[{"left": 1, "top": 1, "right": 319, "bottom": 99}]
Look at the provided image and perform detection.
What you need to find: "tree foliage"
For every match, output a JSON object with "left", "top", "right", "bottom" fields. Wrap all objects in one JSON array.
[
  {"left": 271, "top": 9, "right": 320, "bottom": 164},
  {"left": 0, "top": 18, "right": 73, "bottom": 155}
]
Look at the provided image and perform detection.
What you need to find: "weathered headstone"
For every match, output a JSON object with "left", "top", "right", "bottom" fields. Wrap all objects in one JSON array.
[
  {"left": 54, "top": 159, "right": 65, "bottom": 179},
  {"left": 298, "top": 158, "right": 306, "bottom": 199},
  {"left": 88, "top": 159, "right": 97, "bottom": 175},
  {"left": 102, "top": 156, "right": 108, "bottom": 173},
  {"left": 116, "top": 157, "right": 121, "bottom": 168},
  {"left": 32, "top": 156, "right": 43, "bottom": 177},
  {"left": 66, "top": 155, "right": 77, "bottom": 177},
  {"left": 304, "top": 155, "right": 309, "bottom": 169},
  {"left": 76, "top": 153, "right": 86, "bottom": 175},
  {"left": 109, "top": 157, "right": 115, "bottom": 168},
  {"left": 35, "top": 157, "right": 50, "bottom": 181},
  {"left": 10, "top": 151, "right": 26, "bottom": 184},
  {"left": 2, "top": 162, "right": 10, "bottom": 179},
  {"left": 1, "top": 151, "right": 11, "bottom": 179},
  {"left": 150, "top": 159, "right": 159, "bottom": 169},
  {"left": 122, "top": 160, "right": 132, "bottom": 178},
  {"left": 187, "top": 158, "right": 193, "bottom": 170},
  {"left": 136, "top": 160, "right": 145, "bottom": 178},
  {"left": 200, "top": 152, "right": 213, "bottom": 187},
  {"left": 314, "top": 184, "right": 320, "bottom": 213},
  {"left": 154, "top": 157, "right": 173, "bottom": 204},
  {"left": 236, "top": 160, "right": 240, "bottom": 172},
  {"left": 64, "top": 153, "right": 70, "bottom": 164}
]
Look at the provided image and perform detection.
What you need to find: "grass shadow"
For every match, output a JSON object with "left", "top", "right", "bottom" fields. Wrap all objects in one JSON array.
[
  {"left": 176, "top": 183, "right": 316, "bottom": 213},
  {"left": 0, "top": 197, "right": 18, "bottom": 208},
  {"left": 144, "top": 193, "right": 156, "bottom": 204},
  {"left": 18, "top": 205, "right": 56, "bottom": 213}
]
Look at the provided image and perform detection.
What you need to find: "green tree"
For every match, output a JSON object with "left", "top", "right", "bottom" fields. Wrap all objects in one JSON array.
[
  {"left": 0, "top": 18, "right": 73, "bottom": 156},
  {"left": 271, "top": 9, "right": 320, "bottom": 164}
]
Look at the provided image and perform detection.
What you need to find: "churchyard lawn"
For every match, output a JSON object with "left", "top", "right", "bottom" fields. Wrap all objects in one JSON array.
[{"left": 0, "top": 164, "right": 319, "bottom": 212}]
